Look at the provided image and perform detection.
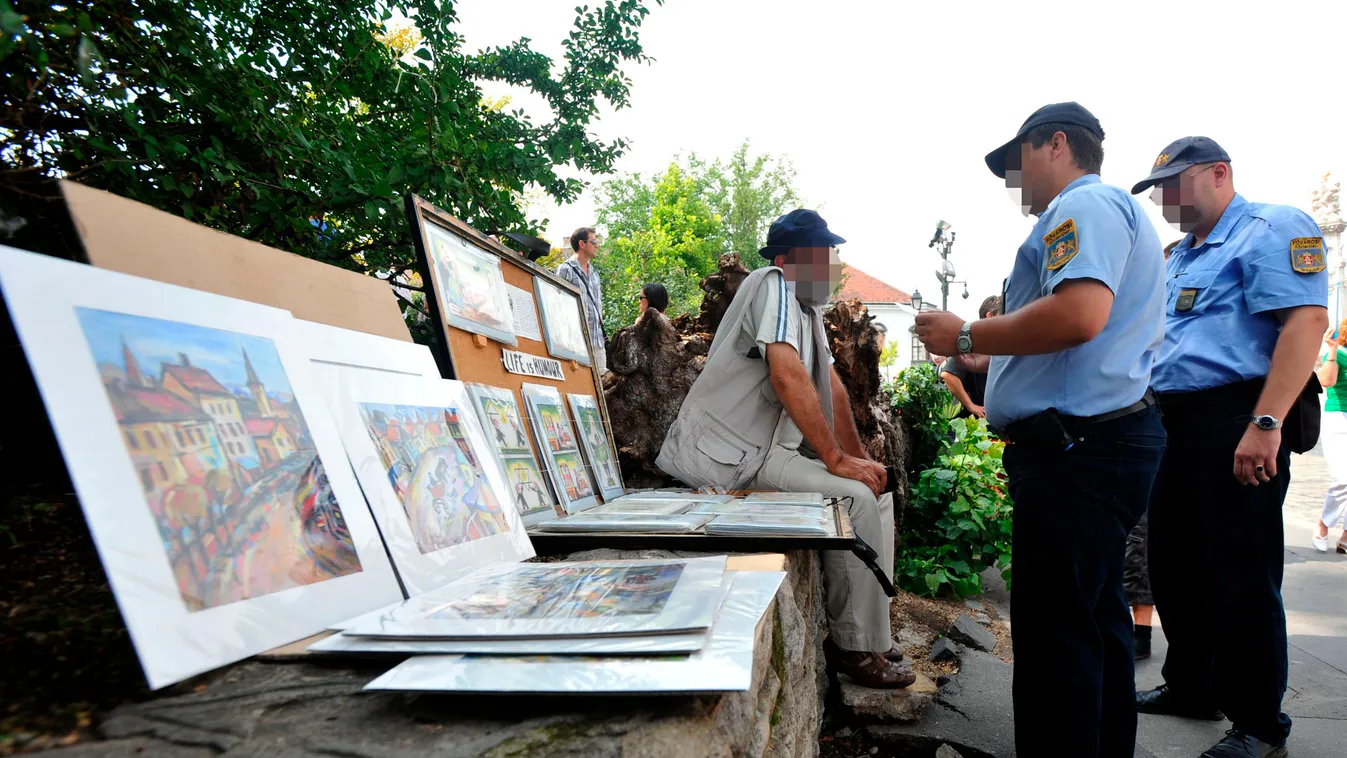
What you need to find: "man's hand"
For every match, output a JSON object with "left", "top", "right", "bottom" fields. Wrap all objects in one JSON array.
[
  {"left": 914, "top": 311, "right": 964, "bottom": 357},
  {"left": 1234, "top": 425, "right": 1280, "bottom": 486},
  {"left": 968, "top": 404, "right": 987, "bottom": 419},
  {"left": 828, "top": 454, "right": 883, "bottom": 497}
]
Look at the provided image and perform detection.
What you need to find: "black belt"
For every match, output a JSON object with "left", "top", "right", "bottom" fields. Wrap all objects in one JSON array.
[{"left": 996, "top": 388, "right": 1157, "bottom": 447}]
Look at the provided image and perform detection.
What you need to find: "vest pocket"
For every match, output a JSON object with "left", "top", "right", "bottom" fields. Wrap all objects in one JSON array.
[{"left": 682, "top": 413, "right": 760, "bottom": 488}]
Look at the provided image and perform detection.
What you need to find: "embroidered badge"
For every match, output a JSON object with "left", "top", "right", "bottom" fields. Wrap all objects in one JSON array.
[
  {"left": 1291, "top": 237, "right": 1326, "bottom": 274},
  {"left": 1154, "top": 153, "right": 1170, "bottom": 168},
  {"left": 1175, "top": 288, "right": 1198, "bottom": 313},
  {"left": 1043, "top": 218, "right": 1078, "bottom": 271}
]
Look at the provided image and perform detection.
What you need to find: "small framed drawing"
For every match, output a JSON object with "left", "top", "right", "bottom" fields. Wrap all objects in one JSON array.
[
  {"left": 324, "top": 370, "right": 536, "bottom": 596},
  {"left": 466, "top": 383, "right": 563, "bottom": 524},
  {"left": 533, "top": 275, "right": 590, "bottom": 365},
  {"left": 567, "top": 393, "right": 624, "bottom": 501},
  {"left": 0, "top": 246, "right": 402, "bottom": 689},
  {"left": 423, "top": 219, "right": 517, "bottom": 346},
  {"left": 521, "top": 383, "right": 596, "bottom": 512}
]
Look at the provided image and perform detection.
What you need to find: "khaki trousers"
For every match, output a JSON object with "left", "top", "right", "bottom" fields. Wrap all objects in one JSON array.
[{"left": 751, "top": 448, "right": 894, "bottom": 652}]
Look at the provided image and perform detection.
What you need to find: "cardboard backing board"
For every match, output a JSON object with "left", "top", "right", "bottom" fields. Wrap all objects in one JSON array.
[
  {"left": 405, "top": 195, "right": 616, "bottom": 498},
  {"left": 61, "top": 180, "right": 412, "bottom": 343}
]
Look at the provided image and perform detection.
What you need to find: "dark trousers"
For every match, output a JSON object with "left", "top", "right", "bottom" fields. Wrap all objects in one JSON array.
[
  {"left": 1005, "top": 405, "right": 1165, "bottom": 758},
  {"left": 1149, "top": 380, "right": 1292, "bottom": 744}
]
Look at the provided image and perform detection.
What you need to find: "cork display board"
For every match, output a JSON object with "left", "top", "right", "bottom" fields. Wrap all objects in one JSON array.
[
  {"left": 62, "top": 181, "right": 411, "bottom": 342},
  {"left": 404, "top": 195, "right": 616, "bottom": 510}
]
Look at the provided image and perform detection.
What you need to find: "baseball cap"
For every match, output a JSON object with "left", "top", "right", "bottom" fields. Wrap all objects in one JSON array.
[
  {"left": 758, "top": 209, "right": 846, "bottom": 260},
  {"left": 985, "top": 102, "right": 1106, "bottom": 179},
  {"left": 1130, "top": 136, "right": 1231, "bottom": 195}
]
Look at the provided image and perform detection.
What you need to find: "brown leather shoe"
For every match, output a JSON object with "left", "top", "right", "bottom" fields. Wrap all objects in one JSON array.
[
  {"left": 883, "top": 641, "right": 905, "bottom": 662},
  {"left": 825, "top": 639, "right": 917, "bottom": 689}
]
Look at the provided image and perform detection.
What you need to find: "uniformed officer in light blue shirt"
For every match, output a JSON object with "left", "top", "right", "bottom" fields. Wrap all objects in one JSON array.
[
  {"left": 1131, "top": 137, "right": 1328, "bottom": 758},
  {"left": 915, "top": 102, "right": 1167, "bottom": 758}
]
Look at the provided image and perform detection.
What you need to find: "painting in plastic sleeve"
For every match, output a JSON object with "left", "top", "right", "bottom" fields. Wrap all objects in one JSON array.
[
  {"left": 521, "top": 383, "right": 596, "bottom": 512},
  {"left": 425, "top": 220, "right": 517, "bottom": 346},
  {"left": 742, "top": 491, "right": 826, "bottom": 508},
  {"left": 690, "top": 500, "right": 829, "bottom": 519},
  {"left": 533, "top": 513, "right": 713, "bottom": 534},
  {"left": 703, "top": 514, "right": 835, "bottom": 537},
  {"left": 310, "top": 621, "right": 709, "bottom": 655},
  {"left": 532, "top": 275, "right": 590, "bottom": 365},
  {"left": 362, "top": 570, "right": 786, "bottom": 694},
  {"left": 567, "top": 392, "right": 624, "bottom": 501},
  {"left": 323, "top": 368, "right": 535, "bottom": 596},
  {"left": 343, "top": 555, "right": 726, "bottom": 639},
  {"left": 466, "top": 383, "right": 561, "bottom": 524},
  {"left": 0, "top": 246, "right": 401, "bottom": 689},
  {"left": 586, "top": 499, "right": 698, "bottom": 516}
]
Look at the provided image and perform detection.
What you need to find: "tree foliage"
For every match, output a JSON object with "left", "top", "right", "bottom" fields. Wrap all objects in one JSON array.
[
  {"left": 0, "top": 0, "right": 663, "bottom": 312},
  {"left": 591, "top": 140, "right": 804, "bottom": 333}
]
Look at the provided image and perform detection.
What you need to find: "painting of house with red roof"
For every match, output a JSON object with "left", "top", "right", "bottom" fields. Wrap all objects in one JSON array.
[{"left": 75, "top": 307, "right": 361, "bottom": 613}]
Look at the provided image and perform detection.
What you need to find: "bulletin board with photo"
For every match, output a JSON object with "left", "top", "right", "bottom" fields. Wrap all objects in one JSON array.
[{"left": 404, "top": 194, "right": 622, "bottom": 512}]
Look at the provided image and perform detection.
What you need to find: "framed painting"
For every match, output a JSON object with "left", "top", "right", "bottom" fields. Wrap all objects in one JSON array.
[
  {"left": 323, "top": 369, "right": 535, "bottom": 596},
  {"left": 361, "top": 570, "right": 786, "bottom": 694},
  {"left": 466, "top": 384, "right": 562, "bottom": 525},
  {"left": 567, "top": 393, "right": 624, "bottom": 501},
  {"left": 424, "top": 220, "right": 517, "bottom": 346},
  {"left": 0, "top": 246, "right": 401, "bottom": 689},
  {"left": 533, "top": 275, "right": 590, "bottom": 365},
  {"left": 520, "top": 383, "right": 596, "bottom": 512},
  {"left": 343, "top": 556, "right": 727, "bottom": 639}
]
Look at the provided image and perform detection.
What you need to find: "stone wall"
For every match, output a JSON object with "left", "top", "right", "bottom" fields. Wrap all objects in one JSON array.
[{"left": 39, "top": 550, "right": 829, "bottom": 758}]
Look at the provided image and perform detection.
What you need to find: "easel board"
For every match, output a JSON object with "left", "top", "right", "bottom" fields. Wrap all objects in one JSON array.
[
  {"left": 405, "top": 195, "right": 618, "bottom": 506},
  {"left": 61, "top": 181, "right": 412, "bottom": 342}
]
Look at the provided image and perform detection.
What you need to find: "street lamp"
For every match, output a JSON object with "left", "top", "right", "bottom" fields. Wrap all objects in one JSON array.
[{"left": 911, "top": 289, "right": 923, "bottom": 312}]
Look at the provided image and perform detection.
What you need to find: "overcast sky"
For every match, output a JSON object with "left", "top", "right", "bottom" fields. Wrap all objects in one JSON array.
[{"left": 454, "top": 0, "right": 1347, "bottom": 319}]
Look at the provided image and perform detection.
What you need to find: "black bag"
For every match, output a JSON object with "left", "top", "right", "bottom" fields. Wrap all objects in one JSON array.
[{"left": 1285, "top": 374, "right": 1323, "bottom": 454}]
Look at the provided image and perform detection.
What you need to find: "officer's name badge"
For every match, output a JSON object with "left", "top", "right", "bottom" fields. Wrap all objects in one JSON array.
[
  {"left": 1043, "top": 218, "right": 1078, "bottom": 271},
  {"left": 1176, "top": 288, "right": 1198, "bottom": 313},
  {"left": 1291, "top": 237, "right": 1326, "bottom": 274}
]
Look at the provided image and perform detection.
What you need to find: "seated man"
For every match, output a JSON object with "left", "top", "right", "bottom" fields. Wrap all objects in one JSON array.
[
  {"left": 939, "top": 295, "right": 1002, "bottom": 418},
  {"left": 657, "top": 209, "right": 908, "bottom": 688}
]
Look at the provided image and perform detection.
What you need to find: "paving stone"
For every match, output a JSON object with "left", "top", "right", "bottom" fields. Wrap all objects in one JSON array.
[{"left": 946, "top": 614, "right": 996, "bottom": 653}]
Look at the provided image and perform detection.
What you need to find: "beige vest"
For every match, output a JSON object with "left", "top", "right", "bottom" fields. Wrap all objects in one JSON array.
[{"left": 656, "top": 266, "right": 833, "bottom": 489}]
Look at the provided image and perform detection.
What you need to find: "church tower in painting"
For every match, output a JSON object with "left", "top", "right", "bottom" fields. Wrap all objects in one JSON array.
[
  {"left": 242, "top": 348, "right": 273, "bottom": 418},
  {"left": 121, "top": 337, "right": 150, "bottom": 387}
]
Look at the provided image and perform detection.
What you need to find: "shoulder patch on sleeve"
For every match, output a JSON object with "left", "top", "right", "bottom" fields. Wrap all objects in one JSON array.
[
  {"left": 1291, "top": 237, "right": 1327, "bottom": 273},
  {"left": 1043, "top": 218, "right": 1079, "bottom": 271}
]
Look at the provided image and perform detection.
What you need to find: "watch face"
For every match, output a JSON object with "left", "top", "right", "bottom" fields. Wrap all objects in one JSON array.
[
  {"left": 956, "top": 336, "right": 973, "bottom": 352},
  {"left": 1255, "top": 416, "right": 1277, "bottom": 430}
]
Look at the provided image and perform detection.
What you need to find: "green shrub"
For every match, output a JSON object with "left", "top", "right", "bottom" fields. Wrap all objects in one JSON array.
[
  {"left": 895, "top": 415, "right": 1013, "bottom": 597},
  {"left": 885, "top": 361, "right": 961, "bottom": 482}
]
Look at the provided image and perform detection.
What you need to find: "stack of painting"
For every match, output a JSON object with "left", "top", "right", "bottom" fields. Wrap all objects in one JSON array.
[
  {"left": 521, "top": 383, "right": 597, "bottom": 512},
  {"left": 467, "top": 384, "right": 561, "bottom": 524},
  {"left": 323, "top": 370, "right": 535, "bottom": 596},
  {"left": 0, "top": 246, "right": 402, "bottom": 689}
]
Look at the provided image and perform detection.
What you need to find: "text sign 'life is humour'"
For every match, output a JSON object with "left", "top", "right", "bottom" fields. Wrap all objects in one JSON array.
[{"left": 502, "top": 349, "right": 565, "bottom": 381}]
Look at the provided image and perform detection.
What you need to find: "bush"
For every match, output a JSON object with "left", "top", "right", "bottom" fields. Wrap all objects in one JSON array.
[{"left": 885, "top": 363, "right": 1013, "bottom": 598}]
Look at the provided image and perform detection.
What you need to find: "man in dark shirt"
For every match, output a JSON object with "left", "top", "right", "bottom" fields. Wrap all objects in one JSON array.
[{"left": 940, "top": 295, "right": 1002, "bottom": 418}]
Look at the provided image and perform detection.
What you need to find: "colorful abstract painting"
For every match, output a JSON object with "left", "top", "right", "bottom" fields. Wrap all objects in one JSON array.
[
  {"left": 358, "top": 403, "right": 512, "bottom": 554},
  {"left": 569, "top": 395, "right": 622, "bottom": 495},
  {"left": 430, "top": 563, "right": 685, "bottom": 620},
  {"left": 75, "top": 308, "right": 362, "bottom": 612}
]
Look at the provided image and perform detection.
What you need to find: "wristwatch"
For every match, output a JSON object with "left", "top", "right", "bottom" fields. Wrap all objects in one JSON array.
[
  {"left": 1250, "top": 415, "right": 1283, "bottom": 431},
  {"left": 955, "top": 322, "right": 974, "bottom": 355}
]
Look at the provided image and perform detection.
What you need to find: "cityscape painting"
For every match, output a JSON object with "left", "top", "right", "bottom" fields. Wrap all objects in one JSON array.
[
  {"left": 358, "top": 402, "right": 512, "bottom": 554},
  {"left": 75, "top": 307, "right": 363, "bottom": 613}
]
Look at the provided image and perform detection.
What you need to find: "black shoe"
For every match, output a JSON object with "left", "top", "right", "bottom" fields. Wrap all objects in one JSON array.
[
  {"left": 1134, "top": 625, "right": 1152, "bottom": 661},
  {"left": 1136, "top": 684, "right": 1224, "bottom": 721},
  {"left": 1199, "top": 729, "right": 1287, "bottom": 757}
]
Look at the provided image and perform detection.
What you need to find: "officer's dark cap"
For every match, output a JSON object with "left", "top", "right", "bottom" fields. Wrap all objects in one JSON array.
[
  {"left": 758, "top": 209, "right": 846, "bottom": 260},
  {"left": 1130, "top": 136, "right": 1231, "bottom": 195},
  {"left": 984, "top": 102, "right": 1106, "bottom": 179}
]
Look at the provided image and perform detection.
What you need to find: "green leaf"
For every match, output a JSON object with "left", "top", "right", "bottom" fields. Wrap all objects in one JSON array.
[
  {"left": 415, "top": 48, "right": 433, "bottom": 61},
  {"left": 365, "top": 201, "right": 381, "bottom": 220}
]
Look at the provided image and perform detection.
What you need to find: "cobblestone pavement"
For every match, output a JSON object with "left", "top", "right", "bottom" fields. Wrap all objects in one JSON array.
[{"left": 1136, "top": 450, "right": 1347, "bottom": 758}]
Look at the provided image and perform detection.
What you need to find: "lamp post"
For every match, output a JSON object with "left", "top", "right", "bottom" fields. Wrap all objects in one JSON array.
[
  {"left": 910, "top": 289, "right": 923, "bottom": 312},
  {"left": 929, "top": 220, "right": 968, "bottom": 311}
]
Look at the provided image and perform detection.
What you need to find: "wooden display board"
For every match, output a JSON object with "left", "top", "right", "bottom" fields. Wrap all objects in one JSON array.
[
  {"left": 404, "top": 194, "right": 616, "bottom": 506},
  {"left": 61, "top": 181, "right": 412, "bottom": 342}
]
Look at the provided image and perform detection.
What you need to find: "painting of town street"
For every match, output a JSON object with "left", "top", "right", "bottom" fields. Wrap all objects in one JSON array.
[
  {"left": 358, "top": 403, "right": 512, "bottom": 554},
  {"left": 75, "top": 308, "right": 363, "bottom": 613}
]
